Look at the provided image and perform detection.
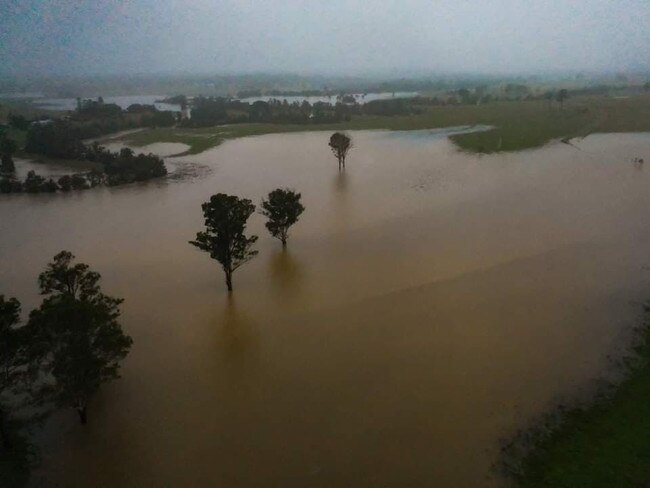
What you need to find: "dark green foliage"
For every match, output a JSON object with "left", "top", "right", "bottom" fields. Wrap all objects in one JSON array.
[
  {"left": 362, "top": 98, "right": 412, "bottom": 116},
  {"left": 57, "top": 175, "right": 72, "bottom": 192},
  {"left": 38, "top": 251, "right": 101, "bottom": 300},
  {"left": 260, "top": 189, "right": 305, "bottom": 247},
  {"left": 28, "top": 251, "right": 132, "bottom": 424},
  {"left": 0, "top": 295, "right": 37, "bottom": 481},
  {"left": 0, "top": 296, "right": 30, "bottom": 414},
  {"left": 142, "top": 110, "right": 176, "bottom": 128},
  {"left": 40, "top": 179, "right": 58, "bottom": 193},
  {"left": 8, "top": 114, "right": 30, "bottom": 131},
  {"left": 190, "top": 194, "right": 258, "bottom": 291},
  {"left": 85, "top": 144, "right": 167, "bottom": 185},
  {"left": 190, "top": 97, "right": 228, "bottom": 126},
  {"left": 21, "top": 125, "right": 168, "bottom": 190},
  {"left": 103, "top": 152, "right": 167, "bottom": 186},
  {"left": 70, "top": 173, "right": 89, "bottom": 190},
  {"left": 1, "top": 172, "right": 91, "bottom": 195},
  {"left": 0, "top": 177, "right": 23, "bottom": 194},
  {"left": 76, "top": 99, "right": 122, "bottom": 119},
  {"left": 0, "top": 135, "right": 17, "bottom": 174},
  {"left": 25, "top": 121, "right": 86, "bottom": 160},
  {"left": 156, "top": 95, "right": 187, "bottom": 107},
  {"left": 20, "top": 171, "right": 59, "bottom": 194},
  {"left": 328, "top": 132, "right": 352, "bottom": 170},
  {"left": 0, "top": 154, "right": 15, "bottom": 174},
  {"left": 23, "top": 171, "right": 46, "bottom": 193}
]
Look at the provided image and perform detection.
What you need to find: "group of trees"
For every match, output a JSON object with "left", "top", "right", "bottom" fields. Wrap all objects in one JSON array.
[
  {"left": 1, "top": 252, "right": 132, "bottom": 474},
  {"left": 190, "top": 189, "right": 305, "bottom": 291},
  {"left": 73, "top": 97, "right": 176, "bottom": 130},
  {"left": 0, "top": 146, "right": 166, "bottom": 194},
  {"left": 85, "top": 145, "right": 167, "bottom": 186},
  {"left": 0, "top": 124, "right": 169, "bottom": 193},
  {"left": 0, "top": 170, "right": 100, "bottom": 194},
  {"left": 190, "top": 132, "right": 351, "bottom": 291}
]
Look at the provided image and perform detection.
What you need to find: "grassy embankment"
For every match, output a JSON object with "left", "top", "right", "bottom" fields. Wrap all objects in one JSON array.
[
  {"left": 116, "top": 93, "right": 650, "bottom": 156},
  {"left": 505, "top": 313, "right": 650, "bottom": 487}
]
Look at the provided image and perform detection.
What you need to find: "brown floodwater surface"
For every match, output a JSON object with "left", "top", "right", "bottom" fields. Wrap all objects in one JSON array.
[{"left": 2, "top": 130, "right": 650, "bottom": 487}]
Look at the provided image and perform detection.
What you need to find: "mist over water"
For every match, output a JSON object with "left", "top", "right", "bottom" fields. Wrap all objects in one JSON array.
[{"left": 2, "top": 131, "right": 650, "bottom": 486}]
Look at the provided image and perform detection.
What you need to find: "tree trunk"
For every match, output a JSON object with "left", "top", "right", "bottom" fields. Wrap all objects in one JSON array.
[
  {"left": 78, "top": 406, "right": 88, "bottom": 425},
  {"left": 0, "top": 408, "right": 12, "bottom": 450},
  {"left": 225, "top": 269, "right": 233, "bottom": 292}
]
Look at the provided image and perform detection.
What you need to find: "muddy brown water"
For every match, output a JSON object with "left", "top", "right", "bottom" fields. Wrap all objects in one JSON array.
[{"left": 2, "top": 130, "right": 650, "bottom": 487}]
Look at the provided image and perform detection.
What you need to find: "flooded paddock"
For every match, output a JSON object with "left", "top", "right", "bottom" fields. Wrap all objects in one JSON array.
[{"left": 1, "top": 130, "right": 650, "bottom": 487}]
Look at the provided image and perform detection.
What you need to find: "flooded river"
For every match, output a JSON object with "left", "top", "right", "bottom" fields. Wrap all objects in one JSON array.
[{"left": 2, "top": 130, "right": 650, "bottom": 487}]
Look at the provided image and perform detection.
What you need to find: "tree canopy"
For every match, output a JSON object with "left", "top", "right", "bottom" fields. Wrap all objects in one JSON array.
[
  {"left": 189, "top": 193, "right": 258, "bottom": 291},
  {"left": 27, "top": 251, "right": 132, "bottom": 424},
  {"left": 328, "top": 132, "right": 352, "bottom": 171},
  {"left": 260, "top": 189, "right": 305, "bottom": 248}
]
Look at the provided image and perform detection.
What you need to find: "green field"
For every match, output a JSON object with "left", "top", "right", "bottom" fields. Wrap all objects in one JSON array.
[
  {"left": 505, "top": 314, "right": 650, "bottom": 488},
  {"left": 115, "top": 93, "right": 650, "bottom": 156}
]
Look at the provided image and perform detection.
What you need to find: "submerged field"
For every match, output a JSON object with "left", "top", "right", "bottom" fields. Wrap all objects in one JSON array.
[
  {"left": 506, "top": 315, "right": 650, "bottom": 487},
  {"left": 2, "top": 129, "right": 650, "bottom": 486},
  {"left": 113, "top": 93, "right": 650, "bottom": 156}
]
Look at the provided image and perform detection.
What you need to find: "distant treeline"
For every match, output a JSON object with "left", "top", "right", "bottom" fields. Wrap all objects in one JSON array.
[
  {"left": 7, "top": 97, "right": 177, "bottom": 143},
  {"left": 185, "top": 96, "right": 418, "bottom": 127}
]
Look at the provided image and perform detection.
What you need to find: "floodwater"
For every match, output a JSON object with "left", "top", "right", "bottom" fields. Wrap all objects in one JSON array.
[{"left": 1, "top": 130, "right": 650, "bottom": 487}]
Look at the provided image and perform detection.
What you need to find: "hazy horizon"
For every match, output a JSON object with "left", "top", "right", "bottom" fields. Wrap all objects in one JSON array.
[{"left": 1, "top": 0, "right": 649, "bottom": 78}]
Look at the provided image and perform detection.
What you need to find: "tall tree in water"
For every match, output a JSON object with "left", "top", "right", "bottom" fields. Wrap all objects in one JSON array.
[
  {"left": 328, "top": 132, "right": 352, "bottom": 171},
  {"left": 189, "top": 193, "right": 258, "bottom": 292},
  {"left": 28, "top": 251, "right": 132, "bottom": 425},
  {"left": 261, "top": 189, "right": 305, "bottom": 248}
]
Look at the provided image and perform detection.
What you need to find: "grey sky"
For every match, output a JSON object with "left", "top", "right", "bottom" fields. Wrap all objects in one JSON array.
[{"left": 1, "top": 0, "right": 649, "bottom": 76}]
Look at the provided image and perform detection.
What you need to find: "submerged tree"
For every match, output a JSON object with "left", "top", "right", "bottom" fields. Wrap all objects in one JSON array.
[
  {"left": 28, "top": 251, "right": 132, "bottom": 425},
  {"left": 260, "top": 189, "right": 305, "bottom": 248},
  {"left": 328, "top": 132, "right": 352, "bottom": 171},
  {"left": 190, "top": 193, "right": 258, "bottom": 292}
]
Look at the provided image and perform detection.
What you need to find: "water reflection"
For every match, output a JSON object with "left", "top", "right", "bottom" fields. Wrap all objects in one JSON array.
[
  {"left": 213, "top": 295, "right": 260, "bottom": 390},
  {"left": 333, "top": 170, "right": 348, "bottom": 195},
  {"left": 268, "top": 249, "right": 303, "bottom": 300}
]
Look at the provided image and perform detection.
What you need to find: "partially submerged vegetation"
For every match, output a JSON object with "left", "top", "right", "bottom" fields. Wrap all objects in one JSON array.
[
  {"left": 0, "top": 118, "right": 168, "bottom": 193},
  {"left": 1, "top": 252, "right": 132, "bottom": 485},
  {"left": 504, "top": 308, "right": 650, "bottom": 487}
]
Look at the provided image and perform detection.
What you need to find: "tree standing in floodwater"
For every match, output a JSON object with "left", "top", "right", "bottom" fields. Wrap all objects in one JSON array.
[
  {"left": 28, "top": 251, "right": 132, "bottom": 425},
  {"left": 190, "top": 193, "right": 258, "bottom": 292},
  {"left": 328, "top": 132, "right": 352, "bottom": 171},
  {"left": 261, "top": 189, "right": 305, "bottom": 248}
]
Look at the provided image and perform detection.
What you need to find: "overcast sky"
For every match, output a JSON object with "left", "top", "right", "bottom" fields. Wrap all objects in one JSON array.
[{"left": 1, "top": 0, "right": 649, "bottom": 77}]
